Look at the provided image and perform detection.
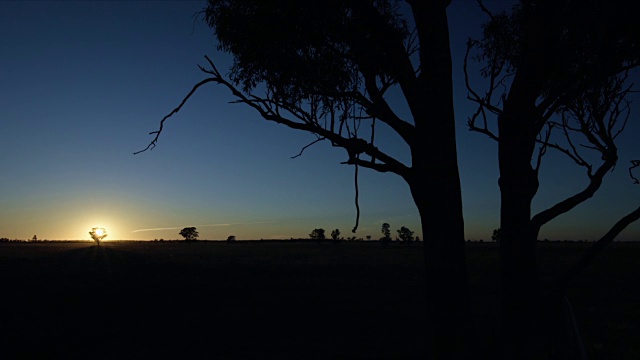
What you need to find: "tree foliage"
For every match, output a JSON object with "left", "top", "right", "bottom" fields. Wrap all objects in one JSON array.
[
  {"left": 380, "top": 222, "right": 391, "bottom": 242},
  {"left": 205, "top": 0, "right": 409, "bottom": 99},
  {"left": 397, "top": 226, "right": 415, "bottom": 242},
  {"left": 491, "top": 228, "right": 501, "bottom": 243},
  {"left": 179, "top": 227, "right": 199, "bottom": 241},
  {"left": 330, "top": 229, "right": 341, "bottom": 241},
  {"left": 309, "top": 228, "right": 325, "bottom": 240}
]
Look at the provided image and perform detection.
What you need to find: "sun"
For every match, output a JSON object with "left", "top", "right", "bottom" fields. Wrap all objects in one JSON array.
[{"left": 89, "top": 227, "right": 108, "bottom": 244}]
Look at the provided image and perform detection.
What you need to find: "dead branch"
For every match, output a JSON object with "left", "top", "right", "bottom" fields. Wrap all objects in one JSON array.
[
  {"left": 291, "top": 137, "right": 325, "bottom": 159},
  {"left": 133, "top": 78, "right": 216, "bottom": 155}
]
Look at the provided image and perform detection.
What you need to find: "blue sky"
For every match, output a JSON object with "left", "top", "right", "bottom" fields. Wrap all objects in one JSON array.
[{"left": 1, "top": 1, "right": 638, "bottom": 241}]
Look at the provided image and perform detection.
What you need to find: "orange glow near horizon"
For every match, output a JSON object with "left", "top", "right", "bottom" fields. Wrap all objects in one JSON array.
[{"left": 85, "top": 220, "right": 115, "bottom": 241}]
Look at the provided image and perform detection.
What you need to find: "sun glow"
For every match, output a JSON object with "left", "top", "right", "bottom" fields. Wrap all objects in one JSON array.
[{"left": 89, "top": 227, "right": 108, "bottom": 243}]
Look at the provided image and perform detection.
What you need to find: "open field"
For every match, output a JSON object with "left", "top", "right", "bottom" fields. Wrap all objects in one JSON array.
[{"left": 1, "top": 241, "right": 638, "bottom": 358}]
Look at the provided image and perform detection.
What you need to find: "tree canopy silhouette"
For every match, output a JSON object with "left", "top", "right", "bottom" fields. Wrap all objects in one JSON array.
[
  {"left": 380, "top": 222, "right": 391, "bottom": 242},
  {"left": 309, "top": 228, "right": 326, "bottom": 241},
  {"left": 89, "top": 227, "right": 108, "bottom": 245},
  {"left": 137, "top": 2, "right": 471, "bottom": 356},
  {"left": 179, "top": 227, "right": 199, "bottom": 241},
  {"left": 397, "top": 226, "right": 415, "bottom": 242}
]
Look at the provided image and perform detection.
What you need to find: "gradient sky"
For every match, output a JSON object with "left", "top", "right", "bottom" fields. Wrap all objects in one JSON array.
[{"left": 1, "top": 1, "right": 638, "bottom": 241}]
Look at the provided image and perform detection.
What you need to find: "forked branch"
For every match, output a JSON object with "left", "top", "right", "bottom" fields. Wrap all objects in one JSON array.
[{"left": 133, "top": 78, "right": 216, "bottom": 155}]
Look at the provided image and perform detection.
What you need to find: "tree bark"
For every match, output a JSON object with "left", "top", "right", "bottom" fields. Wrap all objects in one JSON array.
[
  {"left": 404, "top": 3, "right": 474, "bottom": 356},
  {"left": 408, "top": 157, "right": 473, "bottom": 359},
  {"left": 497, "top": 84, "right": 543, "bottom": 358}
]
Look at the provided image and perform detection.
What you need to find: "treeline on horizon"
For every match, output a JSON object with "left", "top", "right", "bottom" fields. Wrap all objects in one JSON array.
[{"left": 2, "top": 237, "right": 637, "bottom": 243}]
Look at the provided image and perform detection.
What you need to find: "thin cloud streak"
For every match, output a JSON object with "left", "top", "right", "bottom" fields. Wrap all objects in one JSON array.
[{"left": 132, "top": 221, "right": 277, "bottom": 233}]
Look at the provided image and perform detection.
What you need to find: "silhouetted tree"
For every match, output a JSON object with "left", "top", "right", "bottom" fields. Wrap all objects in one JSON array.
[
  {"left": 491, "top": 228, "right": 501, "bottom": 243},
  {"left": 179, "top": 227, "right": 199, "bottom": 241},
  {"left": 380, "top": 223, "right": 391, "bottom": 243},
  {"left": 366, "top": 235, "right": 371, "bottom": 241},
  {"left": 330, "top": 229, "right": 341, "bottom": 241},
  {"left": 226, "top": 235, "right": 236, "bottom": 242},
  {"left": 397, "top": 226, "right": 415, "bottom": 242},
  {"left": 89, "top": 227, "right": 108, "bottom": 245},
  {"left": 467, "top": 0, "right": 640, "bottom": 356},
  {"left": 31, "top": 235, "right": 37, "bottom": 242},
  {"left": 309, "top": 228, "right": 325, "bottom": 241},
  {"left": 136, "top": 0, "right": 481, "bottom": 355}
]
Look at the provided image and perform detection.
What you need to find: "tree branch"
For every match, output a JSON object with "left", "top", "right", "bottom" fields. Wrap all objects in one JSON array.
[
  {"left": 631, "top": 160, "right": 640, "bottom": 184},
  {"left": 531, "top": 157, "right": 616, "bottom": 231},
  {"left": 290, "top": 137, "right": 325, "bottom": 159},
  {"left": 133, "top": 77, "right": 217, "bottom": 155},
  {"left": 465, "top": 39, "right": 503, "bottom": 141},
  {"left": 551, "top": 205, "right": 640, "bottom": 293},
  {"left": 137, "top": 55, "right": 411, "bottom": 179},
  {"left": 361, "top": 69, "right": 415, "bottom": 145}
]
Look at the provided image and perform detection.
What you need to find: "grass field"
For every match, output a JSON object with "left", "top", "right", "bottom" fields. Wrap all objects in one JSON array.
[{"left": 0, "top": 241, "right": 637, "bottom": 358}]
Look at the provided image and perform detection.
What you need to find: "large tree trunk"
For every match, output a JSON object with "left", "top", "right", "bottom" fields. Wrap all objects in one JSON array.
[
  {"left": 497, "top": 99, "right": 542, "bottom": 359},
  {"left": 406, "top": 6, "right": 473, "bottom": 353},
  {"left": 404, "top": 2, "right": 474, "bottom": 357},
  {"left": 408, "top": 159, "right": 473, "bottom": 359}
]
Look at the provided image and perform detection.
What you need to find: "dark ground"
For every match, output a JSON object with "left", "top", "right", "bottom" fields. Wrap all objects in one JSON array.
[{"left": 0, "top": 241, "right": 638, "bottom": 359}]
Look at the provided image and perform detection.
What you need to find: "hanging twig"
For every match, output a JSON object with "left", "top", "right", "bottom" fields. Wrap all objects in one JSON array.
[{"left": 352, "top": 154, "right": 360, "bottom": 233}]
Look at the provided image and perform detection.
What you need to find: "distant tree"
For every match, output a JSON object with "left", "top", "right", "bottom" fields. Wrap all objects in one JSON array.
[
  {"left": 89, "top": 227, "right": 108, "bottom": 245},
  {"left": 330, "top": 229, "right": 341, "bottom": 241},
  {"left": 179, "top": 227, "right": 199, "bottom": 241},
  {"left": 309, "top": 228, "right": 325, "bottom": 241},
  {"left": 380, "top": 223, "right": 391, "bottom": 243},
  {"left": 31, "top": 235, "right": 37, "bottom": 242},
  {"left": 397, "top": 226, "right": 415, "bottom": 242},
  {"left": 227, "top": 235, "right": 236, "bottom": 242},
  {"left": 366, "top": 235, "right": 371, "bottom": 241},
  {"left": 491, "top": 228, "right": 501, "bottom": 243},
  {"left": 415, "top": 236, "right": 421, "bottom": 242}
]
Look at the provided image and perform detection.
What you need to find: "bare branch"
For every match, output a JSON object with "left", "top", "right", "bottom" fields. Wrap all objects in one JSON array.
[
  {"left": 290, "top": 137, "right": 325, "bottom": 159},
  {"left": 534, "top": 123, "right": 552, "bottom": 172},
  {"left": 631, "top": 160, "right": 640, "bottom": 184},
  {"left": 141, "top": 55, "right": 411, "bottom": 179},
  {"left": 476, "top": 0, "right": 494, "bottom": 20},
  {"left": 341, "top": 156, "right": 397, "bottom": 174},
  {"left": 531, "top": 157, "right": 616, "bottom": 230},
  {"left": 465, "top": 39, "right": 505, "bottom": 142},
  {"left": 134, "top": 77, "right": 217, "bottom": 155},
  {"left": 551, "top": 205, "right": 640, "bottom": 294},
  {"left": 361, "top": 69, "right": 415, "bottom": 145}
]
